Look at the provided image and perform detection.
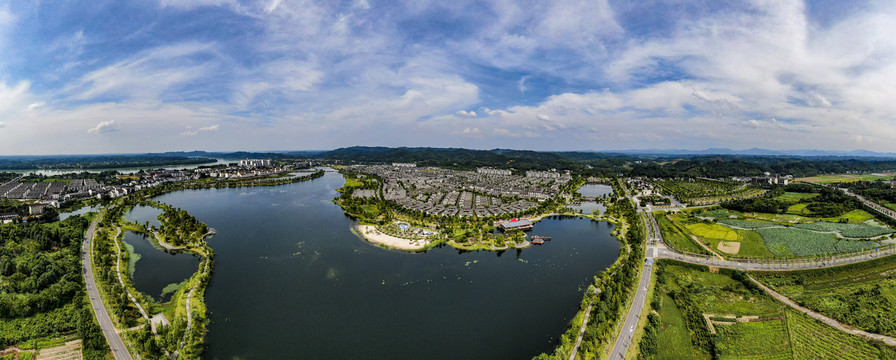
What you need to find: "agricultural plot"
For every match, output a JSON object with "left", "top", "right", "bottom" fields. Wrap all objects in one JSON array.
[
  {"left": 753, "top": 227, "right": 880, "bottom": 257},
  {"left": 793, "top": 222, "right": 893, "bottom": 238},
  {"left": 714, "top": 320, "right": 792, "bottom": 360},
  {"left": 717, "top": 219, "right": 780, "bottom": 229},
  {"left": 753, "top": 255, "right": 896, "bottom": 338},
  {"left": 656, "top": 214, "right": 709, "bottom": 255},
  {"left": 685, "top": 222, "right": 774, "bottom": 257},
  {"left": 797, "top": 173, "right": 896, "bottom": 184},
  {"left": 774, "top": 192, "right": 819, "bottom": 202},
  {"left": 787, "top": 309, "right": 895, "bottom": 360},
  {"left": 643, "top": 261, "right": 894, "bottom": 360},
  {"left": 654, "top": 294, "right": 703, "bottom": 360},
  {"left": 653, "top": 179, "right": 766, "bottom": 204}
]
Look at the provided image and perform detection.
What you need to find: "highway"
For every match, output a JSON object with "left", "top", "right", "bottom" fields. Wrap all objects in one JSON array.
[
  {"left": 607, "top": 211, "right": 657, "bottom": 360},
  {"left": 81, "top": 212, "right": 134, "bottom": 360}
]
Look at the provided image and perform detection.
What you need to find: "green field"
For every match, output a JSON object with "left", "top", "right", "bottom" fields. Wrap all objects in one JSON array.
[
  {"left": 685, "top": 222, "right": 775, "bottom": 258},
  {"left": 787, "top": 309, "right": 894, "bottom": 360},
  {"left": 797, "top": 174, "right": 896, "bottom": 184},
  {"left": 775, "top": 192, "right": 819, "bottom": 202},
  {"left": 656, "top": 213, "right": 709, "bottom": 254},
  {"left": 753, "top": 255, "right": 896, "bottom": 338},
  {"left": 640, "top": 260, "right": 896, "bottom": 360},
  {"left": 654, "top": 294, "right": 701, "bottom": 360},
  {"left": 714, "top": 319, "right": 792, "bottom": 359},
  {"left": 753, "top": 227, "right": 880, "bottom": 257}
]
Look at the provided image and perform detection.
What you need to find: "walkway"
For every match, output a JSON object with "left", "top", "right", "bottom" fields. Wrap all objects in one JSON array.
[{"left": 81, "top": 213, "right": 134, "bottom": 360}]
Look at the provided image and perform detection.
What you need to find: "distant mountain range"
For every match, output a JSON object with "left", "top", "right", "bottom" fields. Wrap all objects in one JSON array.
[{"left": 600, "top": 148, "right": 896, "bottom": 158}]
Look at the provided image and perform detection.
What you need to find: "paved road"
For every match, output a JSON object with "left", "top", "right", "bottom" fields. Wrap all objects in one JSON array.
[
  {"left": 607, "top": 211, "right": 657, "bottom": 360},
  {"left": 81, "top": 213, "right": 134, "bottom": 360}
]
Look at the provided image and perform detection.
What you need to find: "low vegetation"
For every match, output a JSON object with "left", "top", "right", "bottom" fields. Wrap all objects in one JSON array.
[
  {"left": 635, "top": 260, "right": 896, "bottom": 360},
  {"left": 752, "top": 255, "right": 896, "bottom": 338}
]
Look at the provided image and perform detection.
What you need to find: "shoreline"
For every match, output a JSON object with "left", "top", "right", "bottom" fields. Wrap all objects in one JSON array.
[{"left": 354, "top": 224, "right": 428, "bottom": 251}]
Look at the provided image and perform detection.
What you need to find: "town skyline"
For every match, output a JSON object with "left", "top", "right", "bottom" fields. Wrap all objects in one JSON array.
[{"left": 2, "top": 1, "right": 896, "bottom": 155}]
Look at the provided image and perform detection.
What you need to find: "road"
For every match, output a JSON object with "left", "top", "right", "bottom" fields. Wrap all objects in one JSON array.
[
  {"left": 607, "top": 211, "right": 657, "bottom": 360},
  {"left": 81, "top": 213, "right": 134, "bottom": 360}
]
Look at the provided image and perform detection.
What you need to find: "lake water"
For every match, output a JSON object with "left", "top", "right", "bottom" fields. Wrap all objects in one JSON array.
[
  {"left": 148, "top": 172, "right": 621, "bottom": 359},
  {"left": 122, "top": 231, "right": 201, "bottom": 302},
  {"left": 570, "top": 202, "right": 606, "bottom": 215},
  {"left": 60, "top": 205, "right": 99, "bottom": 220},
  {"left": 577, "top": 184, "right": 614, "bottom": 198},
  {"left": 125, "top": 205, "right": 163, "bottom": 228}
]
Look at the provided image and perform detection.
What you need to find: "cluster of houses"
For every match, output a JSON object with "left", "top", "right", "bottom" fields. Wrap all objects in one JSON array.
[{"left": 349, "top": 164, "right": 571, "bottom": 218}]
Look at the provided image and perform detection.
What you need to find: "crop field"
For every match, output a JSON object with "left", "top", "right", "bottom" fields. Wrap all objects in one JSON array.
[
  {"left": 792, "top": 222, "right": 893, "bottom": 238},
  {"left": 752, "top": 255, "right": 896, "bottom": 338},
  {"left": 714, "top": 320, "right": 792, "bottom": 360},
  {"left": 685, "top": 222, "right": 774, "bottom": 257},
  {"left": 644, "top": 260, "right": 895, "bottom": 360},
  {"left": 657, "top": 214, "right": 709, "bottom": 254},
  {"left": 652, "top": 179, "right": 766, "bottom": 204},
  {"left": 774, "top": 192, "right": 819, "bottom": 202},
  {"left": 654, "top": 294, "right": 703, "bottom": 360},
  {"left": 796, "top": 173, "right": 896, "bottom": 184},
  {"left": 717, "top": 219, "right": 780, "bottom": 229},
  {"left": 753, "top": 227, "right": 880, "bottom": 257},
  {"left": 786, "top": 309, "right": 894, "bottom": 360}
]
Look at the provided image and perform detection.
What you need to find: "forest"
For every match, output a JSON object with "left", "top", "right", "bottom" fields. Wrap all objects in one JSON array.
[
  {"left": 0, "top": 154, "right": 216, "bottom": 170},
  {"left": 0, "top": 216, "right": 107, "bottom": 358}
]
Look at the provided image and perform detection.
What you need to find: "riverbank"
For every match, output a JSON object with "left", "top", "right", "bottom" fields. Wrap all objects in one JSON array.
[{"left": 354, "top": 224, "right": 429, "bottom": 250}]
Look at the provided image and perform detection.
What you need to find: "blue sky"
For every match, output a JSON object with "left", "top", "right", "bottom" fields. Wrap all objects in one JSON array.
[{"left": 0, "top": 0, "right": 895, "bottom": 154}]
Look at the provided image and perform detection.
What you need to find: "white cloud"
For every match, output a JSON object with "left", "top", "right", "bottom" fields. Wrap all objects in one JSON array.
[
  {"left": 88, "top": 120, "right": 120, "bottom": 134},
  {"left": 0, "top": 121, "right": 6, "bottom": 128},
  {"left": 455, "top": 110, "right": 477, "bottom": 117},
  {"left": 536, "top": 114, "right": 550, "bottom": 121},
  {"left": 27, "top": 102, "right": 45, "bottom": 112},
  {"left": 182, "top": 124, "right": 220, "bottom": 136}
]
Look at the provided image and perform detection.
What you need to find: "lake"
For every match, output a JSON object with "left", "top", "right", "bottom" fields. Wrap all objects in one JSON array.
[
  {"left": 121, "top": 231, "right": 201, "bottom": 302},
  {"left": 577, "top": 184, "right": 614, "bottom": 198},
  {"left": 147, "top": 172, "right": 621, "bottom": 359}
]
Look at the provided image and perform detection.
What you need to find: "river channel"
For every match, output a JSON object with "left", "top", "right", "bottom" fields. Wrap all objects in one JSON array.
[{"left": 139, "top": 172, "right": 621, "bottom": 359}]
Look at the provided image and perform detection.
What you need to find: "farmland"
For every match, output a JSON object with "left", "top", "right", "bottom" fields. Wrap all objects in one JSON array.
[
  {"left": 752, "top": 255, "right": 896, "bottom": 338},
  {"left": 652, "top": 179, "right": 766, "bottom": 204},
  {"left": 797, "top": 173, "right": 896, "bottom": 184},
  {"left": 634, "top": 260, "right": 896, "bottom": 360},
  {"left": 660, "top": 209, "right": 886, "bottom": 258}
]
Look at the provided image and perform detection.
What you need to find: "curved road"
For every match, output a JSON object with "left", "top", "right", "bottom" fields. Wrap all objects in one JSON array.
[{"left": 81, "top": 213, "right": 134, "bottom": 360}]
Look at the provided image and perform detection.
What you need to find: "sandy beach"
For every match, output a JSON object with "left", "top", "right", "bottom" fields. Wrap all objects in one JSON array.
[{"left": 355, "top": 224, "right": 427, "bottom": 250}]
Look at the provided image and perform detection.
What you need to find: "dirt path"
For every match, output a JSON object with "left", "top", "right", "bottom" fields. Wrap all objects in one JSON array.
[{"left": 748, "top": 276, "right": 896, "bottom": 346}]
